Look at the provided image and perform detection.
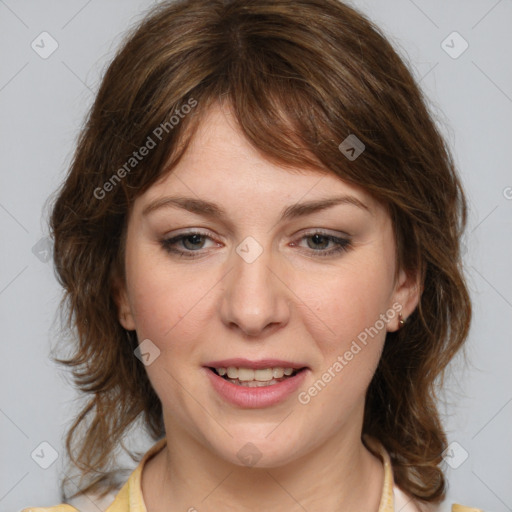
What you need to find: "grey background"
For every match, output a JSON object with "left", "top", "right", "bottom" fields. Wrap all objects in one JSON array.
[{"left": 1, "top": 1, "right": 511, "bottom": 511}]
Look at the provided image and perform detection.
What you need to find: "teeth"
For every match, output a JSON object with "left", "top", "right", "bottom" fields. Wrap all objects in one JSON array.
[
  {"left": 238, "top": 368, "right": 257, "bottom": 381},
  {"left": 227, "top": 378, "right": 281, "bottom": 387},
  {"left": 214, "top": 366, "right": 297, "bottom": 381},
  {"left": 226, "top": 367, "right": 238, "bottom": 379}
]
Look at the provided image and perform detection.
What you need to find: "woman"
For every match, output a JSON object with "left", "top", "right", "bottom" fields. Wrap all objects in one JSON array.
[{"left": 22, "top": 0, "right": 479, "bottom": 510}]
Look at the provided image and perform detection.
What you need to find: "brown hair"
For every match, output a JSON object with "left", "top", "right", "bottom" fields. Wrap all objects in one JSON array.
[{"left": 49, "top": 0, "right": 471, "bottom": 504}]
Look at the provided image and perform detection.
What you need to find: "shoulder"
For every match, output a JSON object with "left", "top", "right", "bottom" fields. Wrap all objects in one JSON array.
[
  {"left": 364, "top": 435, "right": 483, "bottom": 512},
  {"left": 393, "top": 485, "right": 484, "bottom": 512},
  {"left": 19, "top": 506, "right": 79, "bottom": 512},
  {"left": 450, "top": 506, "right": 485, "bottom": 512},
  {"left": 19, "top": 469, "right": 127, "bottom": 512},
  {"left": 20, "top": 438, "right": 167, "bottom": 512},
  {"left": 19, "top": 486, "right": 121, "bottom": 512},
  {"left": 68, "top": 487, "right": 121, "bottom": 512}
]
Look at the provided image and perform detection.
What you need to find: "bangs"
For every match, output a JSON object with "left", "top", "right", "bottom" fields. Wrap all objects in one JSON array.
[{"left": 110, "top": 0, "right": 403, "bottom": 207}]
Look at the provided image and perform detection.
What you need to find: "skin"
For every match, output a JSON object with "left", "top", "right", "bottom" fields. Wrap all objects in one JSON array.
[{"left": 116, "top": 102, "right": 420, "bottom": 512}]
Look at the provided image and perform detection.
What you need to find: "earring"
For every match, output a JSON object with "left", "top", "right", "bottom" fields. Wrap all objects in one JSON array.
[{"left": 398, "top": 313, "right": 405, "bottom": 330}]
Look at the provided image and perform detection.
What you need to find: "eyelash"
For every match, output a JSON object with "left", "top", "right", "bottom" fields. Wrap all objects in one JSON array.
[{"left": 160, "top": 230, "right": 352, "bottom": 259}]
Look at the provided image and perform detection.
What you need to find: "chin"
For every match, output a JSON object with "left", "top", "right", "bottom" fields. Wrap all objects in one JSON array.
[{"left": 214, "top": 432, "right": 306, "bottom": 469}]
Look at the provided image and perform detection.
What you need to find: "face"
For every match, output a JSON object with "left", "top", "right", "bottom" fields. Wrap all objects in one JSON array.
[{"left": 116, "top": 103, "right": 419, "bottom": 469}]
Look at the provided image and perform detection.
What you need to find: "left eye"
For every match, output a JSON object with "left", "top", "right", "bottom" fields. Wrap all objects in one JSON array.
[
  {"left": 160, "top": 231, "right": 352, "bottom": 258},
  {"left": 296, "top": 233, "right": 350, "bottom": 256},
  {"left": 292, "top": 232, "right": 352, "bottom": 257}
]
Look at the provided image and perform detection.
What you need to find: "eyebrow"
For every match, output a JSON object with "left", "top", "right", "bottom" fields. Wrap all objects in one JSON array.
[{"left": 142, "top": 194, "right": 370, "bottom": 221}]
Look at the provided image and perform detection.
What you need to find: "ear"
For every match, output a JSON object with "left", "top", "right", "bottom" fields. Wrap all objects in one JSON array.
[
  {"left": 387, "top": 267, "right": 422, "bottom": 332},
  {"left": 111, "top": 274, "right": 136, "bottom": 331}
]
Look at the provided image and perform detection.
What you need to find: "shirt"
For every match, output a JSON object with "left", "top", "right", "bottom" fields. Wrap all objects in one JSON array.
[{"left": 20, "top": 437, "right": 483, "bottom": 512}]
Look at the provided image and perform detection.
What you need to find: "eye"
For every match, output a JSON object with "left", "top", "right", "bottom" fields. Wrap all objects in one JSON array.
[
  {"left": 160, "top": 231, "right": 219, "bottom": 258},
  {"left": 293, "top": 231, "right": 352, "bottom": 257}
]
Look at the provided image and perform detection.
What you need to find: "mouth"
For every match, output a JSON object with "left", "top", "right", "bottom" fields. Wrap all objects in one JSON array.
[
  {"left": 203, "top": 359, "right": 310, "bottom": 408},
  {"left": 206, "top": 366, "right": 307, "bottom": 387}
]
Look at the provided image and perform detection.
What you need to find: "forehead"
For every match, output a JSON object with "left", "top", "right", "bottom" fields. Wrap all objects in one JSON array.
[{"left": 133, "top": 103, "right": 384, "bottom": 219}]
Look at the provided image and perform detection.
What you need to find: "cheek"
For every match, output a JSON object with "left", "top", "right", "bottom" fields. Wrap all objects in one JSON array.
[
  {"left": 301, "top": 263, "right": 394, "bottom": 348},
  {"left": 294, "top": 256, "right": 394, "bottom": 400},
  {"left": 125, "top": 257, "right": 215, "bottom": 407},
  {"left": 125, "top": 246, "right": 210, "bottom": 351}
]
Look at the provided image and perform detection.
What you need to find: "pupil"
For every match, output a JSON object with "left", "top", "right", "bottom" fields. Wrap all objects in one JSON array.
[
  {"left": 309, "top": 234, "right": 328, "bottom": 250},
  {"left": 184, "top": 234, "right": 203, "bottom": 250}
]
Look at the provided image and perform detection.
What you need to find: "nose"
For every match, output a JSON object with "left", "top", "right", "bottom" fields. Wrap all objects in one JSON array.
[{"left": 219, "top": 241, "right": 291, "bottom": 338}]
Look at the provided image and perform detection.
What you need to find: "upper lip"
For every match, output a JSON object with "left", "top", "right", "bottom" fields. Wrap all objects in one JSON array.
[{"left": 204, "top": 358, "right": 308, "bottom": 370}]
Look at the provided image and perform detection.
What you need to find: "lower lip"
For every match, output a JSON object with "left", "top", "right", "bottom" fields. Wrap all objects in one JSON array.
[{"left": 203, "top": 367, "right": 309, "bottom": 408}]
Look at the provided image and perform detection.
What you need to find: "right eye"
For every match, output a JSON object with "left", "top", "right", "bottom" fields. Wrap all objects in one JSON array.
[{"left": 160, "top": 231, "right": 221, "bottom": 258}]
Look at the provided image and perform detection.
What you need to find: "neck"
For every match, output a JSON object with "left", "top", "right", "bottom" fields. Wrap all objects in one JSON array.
[{"left": 142, "top": 418, "right": 385, "bottom": 512}]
